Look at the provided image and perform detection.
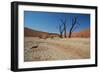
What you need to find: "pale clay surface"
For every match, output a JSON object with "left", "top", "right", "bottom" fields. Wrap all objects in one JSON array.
[{"left": 24, "top": 37, "right": 90, "bottom": 61}]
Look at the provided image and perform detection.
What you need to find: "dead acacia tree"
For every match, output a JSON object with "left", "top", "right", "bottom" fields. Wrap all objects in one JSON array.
[
  {"left": 58, "top": 24, "right": 64, "bottom": 38},
  {"left": 60, "top": 19, "right": 67, "bottom": 38},
  {"left": 68, "top": 16, "right": 80, "bottom": 38},
  {"left": 58, "top": 18, "right": 67, "bottom": 38}
]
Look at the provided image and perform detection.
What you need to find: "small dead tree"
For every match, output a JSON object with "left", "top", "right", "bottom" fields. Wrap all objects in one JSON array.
[
  {"left": 58, "top": 24, "right": 64, "bottom": 38},
  {"left": 68, "top": 16, "right": 80, "bottom": 38}
]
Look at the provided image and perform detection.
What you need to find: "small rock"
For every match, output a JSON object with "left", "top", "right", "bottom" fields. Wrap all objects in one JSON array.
[{"left": 30, "top": 45, "right": 38, "bottom": 49}]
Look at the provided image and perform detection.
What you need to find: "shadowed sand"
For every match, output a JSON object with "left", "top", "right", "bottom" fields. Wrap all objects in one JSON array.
[{"left": 24, "top": 37, "right": 90, "bottom": 61}]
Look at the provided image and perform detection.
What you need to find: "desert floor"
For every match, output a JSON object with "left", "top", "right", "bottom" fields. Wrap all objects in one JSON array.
[{"left": 24, "top": 37, "right": 90, "bottom": 62}]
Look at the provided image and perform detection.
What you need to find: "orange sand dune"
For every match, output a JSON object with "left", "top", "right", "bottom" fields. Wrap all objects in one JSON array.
[{"left": 24, "top": 27, "right": 90, "bottom": 38}]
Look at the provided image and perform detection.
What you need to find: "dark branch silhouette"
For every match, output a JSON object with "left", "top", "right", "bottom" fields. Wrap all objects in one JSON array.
[
  {"left": 68, "top": 16, "right": 80, "bottom": 38},
  {"left": 58, "top": 24, "right": 64, "bottom": 38},
  {"left": 60, "top": 19, "right": 67, "bottom": 38}
]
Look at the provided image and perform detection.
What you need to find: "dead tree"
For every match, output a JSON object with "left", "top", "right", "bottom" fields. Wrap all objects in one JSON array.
[
  {"left": 68, "top": 16, "right": 80, "bottom": 38},
  {"left": 60, "top": 19, "right": 67, "bottom": 38},
  {"left": 59, "top": 24, "right": 64, "bottom": 38}
]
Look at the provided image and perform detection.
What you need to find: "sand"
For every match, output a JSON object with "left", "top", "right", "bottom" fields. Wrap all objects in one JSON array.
[{"left": 24, "top": 37, "right": 90, "bottom": 62}]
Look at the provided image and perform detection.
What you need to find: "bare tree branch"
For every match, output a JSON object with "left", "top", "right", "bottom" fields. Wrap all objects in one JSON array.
[
  {"left": 58, "top": 24, "right": 64, "bottom": 38},
  {"left": 60, "top": 18, "right": 67, "bottom": 38},
  {"left": 72, "top": 22, "right": 80, "bottom": 32},
  {"left": 68, "top": 16, "right": 80, "bottom": 38}
]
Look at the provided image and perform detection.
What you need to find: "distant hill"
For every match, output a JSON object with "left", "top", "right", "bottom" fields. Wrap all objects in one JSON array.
[
  {"left": 24, "top": 27, "right": 90, "bottom": 38},
  {"left": 71, "top": 28, "right": 90, "bottom": 38},
  {"left": 24, "top": 27, "right": 59, "bottom": 38},
  {"left": 25, "top": 27, "right": 48, "bottom": 37}
]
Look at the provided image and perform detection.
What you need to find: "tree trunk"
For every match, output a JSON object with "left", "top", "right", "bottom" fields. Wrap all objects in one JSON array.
[
  {"left": 68, "top": 31, "right": 71, "bottom": 38},
  {"left": 59, "top": 32, "right": 63, "bottom": 38},
  {"left": 64, "top": 28, "right": 66, "bottom": 38}
]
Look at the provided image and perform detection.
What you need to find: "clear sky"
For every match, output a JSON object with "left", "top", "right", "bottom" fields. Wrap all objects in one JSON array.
[{"left": 24, "top": 11, "right": 90, "bottom": 33}]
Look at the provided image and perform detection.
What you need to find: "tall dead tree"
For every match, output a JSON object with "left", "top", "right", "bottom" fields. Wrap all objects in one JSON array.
[
  {"left": 68, "top": 16, "right": 80, "bottom": 38},
  {"left": 60, "top": 19, "right": 67, "bottom": 38}
]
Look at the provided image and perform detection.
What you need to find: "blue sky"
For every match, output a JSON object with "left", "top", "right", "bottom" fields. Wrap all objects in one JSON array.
[{"left": 24, "top": 11, "right": 90, "bottom": 33}]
